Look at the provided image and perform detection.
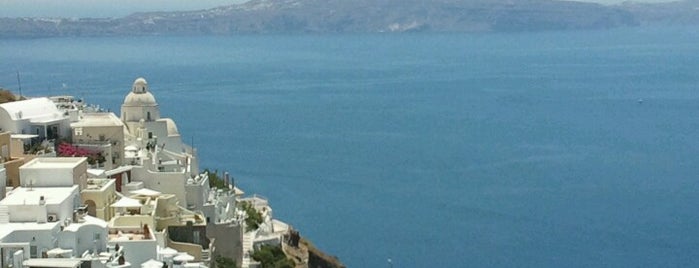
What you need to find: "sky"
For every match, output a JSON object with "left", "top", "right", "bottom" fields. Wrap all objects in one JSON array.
[{"left": 0, "top": 0, "right": 680, "bottom": 18}]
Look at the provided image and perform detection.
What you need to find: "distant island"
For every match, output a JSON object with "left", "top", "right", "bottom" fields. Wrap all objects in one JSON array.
[{"left": 1, "top": 0, "right": 698, "bottom": 37}]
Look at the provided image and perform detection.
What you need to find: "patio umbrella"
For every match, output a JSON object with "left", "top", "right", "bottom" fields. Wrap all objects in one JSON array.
[{"left": 110, "top": 197, "right": 142, "bottom": 208}]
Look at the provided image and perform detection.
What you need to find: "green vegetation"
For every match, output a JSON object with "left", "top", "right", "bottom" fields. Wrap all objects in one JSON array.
[
  {"left": 205, "top": 169, "right": 229, "bottom": 190},
  {"left": 251, "top": 245, "right": 295, "bottom": 268},
  {"left": 24, "top": 143, "right": 53, "bottom": 155},
  {"left": 214, "top": 255, "right": 237, "bottom": 268},
  {"left": 239, "top": 201, "right": 263, "bottom": 232}
]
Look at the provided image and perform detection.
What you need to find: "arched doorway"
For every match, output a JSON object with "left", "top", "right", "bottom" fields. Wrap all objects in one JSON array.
[{"left": 84, "top": 200, "right": 97, "bottom": 217}]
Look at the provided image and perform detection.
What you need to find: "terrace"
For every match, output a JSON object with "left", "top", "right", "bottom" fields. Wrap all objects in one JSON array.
[{"left": 108, "top": 225, "right": 154, "bottom": 242}]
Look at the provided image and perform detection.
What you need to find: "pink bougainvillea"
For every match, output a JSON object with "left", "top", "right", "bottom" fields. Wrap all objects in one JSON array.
[
  {"left": 57, "top": 142, "right": 105, "bottom": 164},
  {"left": 57, "top": 142, "right": 93, "bottom": 157}
]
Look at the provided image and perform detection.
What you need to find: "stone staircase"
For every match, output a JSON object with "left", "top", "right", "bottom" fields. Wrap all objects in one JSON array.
[
  {"left": 241, "top": 231, "right": 255, "bottom": 268},
  {"left": 0, "top": 205, "right": 9, "bottom": 224},
  {"left": 201, "top": 249, "right": 211, "bottom": 262}
]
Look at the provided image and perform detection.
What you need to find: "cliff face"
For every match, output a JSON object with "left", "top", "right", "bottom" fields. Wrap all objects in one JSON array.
[
  {"left": 283, "top": 231, "right": 345, "bottom": 268},
  {"left": 306, "top": 243, "right": 345, "bottom": 268},
  {"left": 1, "top": 0, "right": 681, "bottom": 37}
]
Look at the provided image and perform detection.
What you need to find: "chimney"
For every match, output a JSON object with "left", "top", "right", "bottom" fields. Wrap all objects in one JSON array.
[
  {"left": 39, "top": 196, "right": 46, "bottom": 206},
  {"left": 143, "top": 224, "right": 151, "bottom": 239}
]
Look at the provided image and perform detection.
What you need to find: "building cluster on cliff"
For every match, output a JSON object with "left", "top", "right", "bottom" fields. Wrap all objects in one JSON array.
[{"left": 0, "top": 78, "right": 293, "bottom": 268}]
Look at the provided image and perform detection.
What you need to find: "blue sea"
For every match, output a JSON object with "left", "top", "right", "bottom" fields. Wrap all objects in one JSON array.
[{"left": 2, "top": 27, "right": 699, "bottom": 267}]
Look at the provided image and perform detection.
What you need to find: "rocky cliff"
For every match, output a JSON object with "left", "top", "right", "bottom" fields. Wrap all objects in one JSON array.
[{"left": 283, "top": 233, "right": 345, "bottom": 268}]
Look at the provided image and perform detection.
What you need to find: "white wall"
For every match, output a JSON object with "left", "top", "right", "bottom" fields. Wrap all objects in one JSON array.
[
  {"left": 184, "top": 182, "right": 205, "bottom": 211},
  {"left": 131, "top": 167, "right": 187, "bottom": 208},
  {"left": 8, "top": 204, "right": 47, "bottom": 223},
  {"left": 107, "top": 239, "right": 157, "bottom": 266},
  {"left": 0, "top": 109, "right": 28, "bottom": 134},
  {"left": 122, "top": 103, "right": 160, "bottom": 124},
  {"left": 144, "top": 121, "right": 167, "bottom": 146},
  {"left": 144, "top": 121, "right": 185, "bottom": 155},
  {"left": 8, "top": 226, "right": 60, "bottom": 257},
  {"left": 57, "top": 230, "right": 77, "bottom": 253},
  {"left": 73, "top": 225, "right": 107, "bottom": 255},
  {"left": 19, "top": 167, "right": 73, "bottom": 188},
  {"left": 59, "top": 193, "right": 79, "bottom": 222}
]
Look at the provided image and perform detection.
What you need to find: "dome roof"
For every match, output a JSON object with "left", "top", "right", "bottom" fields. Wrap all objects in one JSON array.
[
  {"left": 123, "top": 77, "right": 157, "bottom": 106},
  {"left": 123, "top": 91, "right": 157, "bottom": 106},
  {"left": 163, "top": 118, "right": 179, "bottom": 136}
]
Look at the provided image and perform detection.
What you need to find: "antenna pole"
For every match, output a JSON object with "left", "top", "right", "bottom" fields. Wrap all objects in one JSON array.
[{"left": 16, "top": 70, "right": 22, "bottom": 99}]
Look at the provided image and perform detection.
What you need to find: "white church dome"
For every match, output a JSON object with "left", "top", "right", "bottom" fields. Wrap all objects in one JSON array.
[
  {"left": 163, "top": 118, "right": 179, "bottom": 136},
  {"left": 123, "top": 77, "right": 157, "bottom": 106},
  {"left": 123, "top": 92, "right": 157, "bottom": 106}
]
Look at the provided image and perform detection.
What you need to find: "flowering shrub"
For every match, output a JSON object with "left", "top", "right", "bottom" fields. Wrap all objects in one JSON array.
[{"left": 57, "top": 142, "right": 106, "bottom": 165}]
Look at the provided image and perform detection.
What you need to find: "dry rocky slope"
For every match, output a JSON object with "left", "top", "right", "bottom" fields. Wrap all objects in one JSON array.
[
  {"left": 283, "top": 236, "right": 345, "bottom": 268},
  {"left": 1, "top": 0, "right": 698, "bottom": 37}
]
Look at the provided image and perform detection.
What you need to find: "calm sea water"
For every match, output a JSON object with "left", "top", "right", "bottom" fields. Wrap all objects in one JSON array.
[{"left": 2, "top": 27, "right": 699, "bottom": 267}]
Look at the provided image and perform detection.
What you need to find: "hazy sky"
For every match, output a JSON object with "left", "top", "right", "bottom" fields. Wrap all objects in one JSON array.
[{"left": 0, "top": 0, "right": 679, "bottom": 18}]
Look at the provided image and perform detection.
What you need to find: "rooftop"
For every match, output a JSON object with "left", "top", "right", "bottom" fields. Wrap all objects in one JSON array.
[
  {"left": 71, "top": 112, "right": 124, "bottom": 127},
  {"left": 108, "top": 227, "right": 154, "bottom": 242},
  {"left": 84, "top": 178, "right": 114, "bottom": 191},
  {"left": 23, "top": 258, "right": 82, "bottom": 268},
  {"left": 21, "top": 157, "right": 87, "bottom": 170},
  {"left": 0, "top": 186, "right": 79, "bottom": 206},
  {"left": 0, "top": 97, "right": 64, "bottom": 121},
  {"left": 63, "top": 215, "right": 108, "bottom": 232},
  {"left": 0, "top": 221, "right": 62, "bottom": 241},
  {"left": 48, "top": 95, "right": 77, "bottom": 104}
]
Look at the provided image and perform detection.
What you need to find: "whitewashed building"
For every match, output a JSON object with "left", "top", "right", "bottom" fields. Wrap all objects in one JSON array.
[
  {"left": 70, "top": 112, "right": 126, "bottom": 170},
  {"left": 56, "top": 214, "right": 109, "bottom": 258},
  {"left": 107, "top": 224, "right": 157, "bottom": 267},
  {"left": 19, "top": 157, "right": 88, "bottom": 190},
  {"left": 0, "top": 186, "right": 81, "bottom": 267},
  {"left": 118, "top": 77, "right": 199, "bottom": 208},
  {"left": 0, "top": 97, "right": 71, "bottom": 140},
  {"left": 0, "top": 186, "right": 80, "bottom": 224},
  {"left": 120, "top": 78, "right": 192, "bottom": 164}
]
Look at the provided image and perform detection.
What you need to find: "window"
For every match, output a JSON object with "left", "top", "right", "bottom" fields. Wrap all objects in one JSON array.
[
  {"left": 148, "top": 132, "right": 153, "bottom": 139},
  {"left": 94, "top": 233, "right": 101, "bottom": 241},
  {"left": 99, "top": 134, "right": 105, "bottom": 141},
  {"left": 1, "top": 144, "right": 8, "bottom": 159},
  {"left": 193, "top": 230, "right": 200, "bottom": 243},
  {"left": 147, "top": 112, "right": 151, "bottom": 121},
  {"left": 75, "top": 127, "right": 83, "bottom": 136}
]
